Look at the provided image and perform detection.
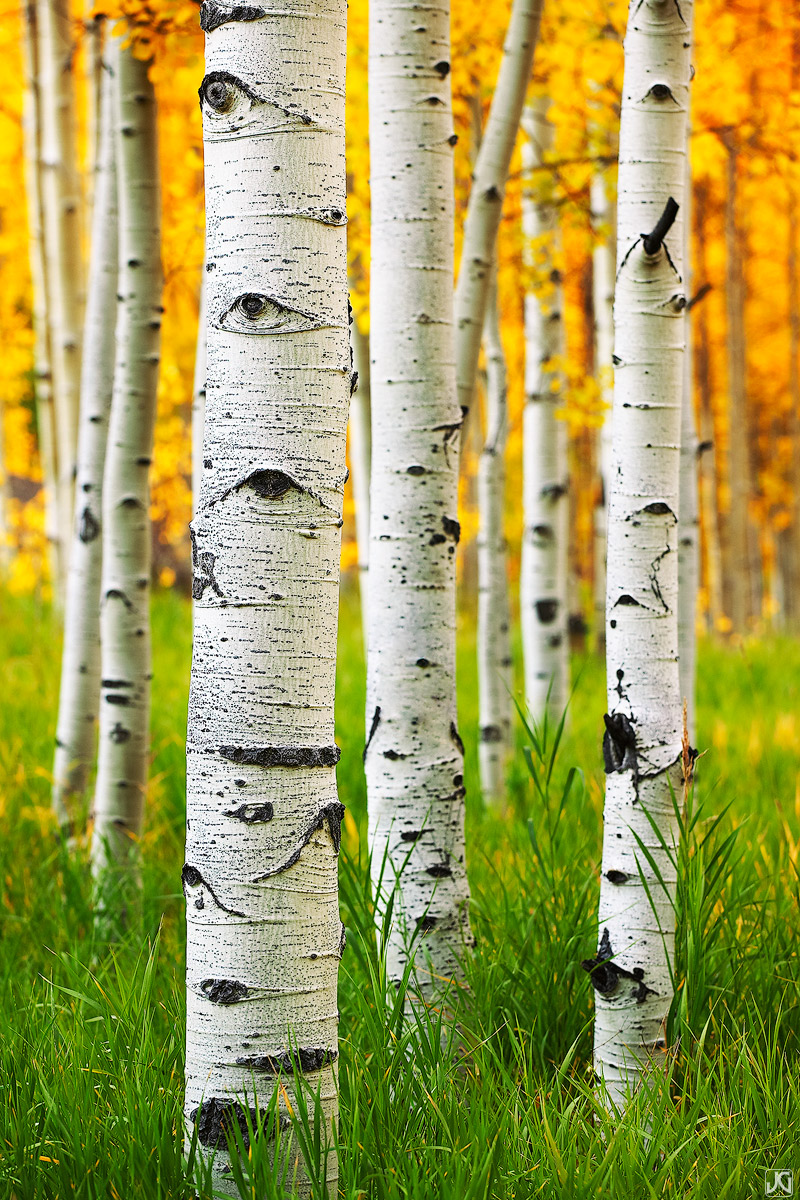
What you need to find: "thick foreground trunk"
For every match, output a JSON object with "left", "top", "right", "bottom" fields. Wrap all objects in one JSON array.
[
  {"left": 586, "top": 0, "right": 693, "bottom": 1111},
  {"left": 184, "top": 1, "right": 348, "bottom": 1189},
  {"left": 366, "top": 0, "right": 472, "bottom": 996}
]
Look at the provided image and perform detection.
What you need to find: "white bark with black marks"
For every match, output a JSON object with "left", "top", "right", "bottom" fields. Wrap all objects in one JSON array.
[
  {"left": 366, "top": 0, "right": 472, "bottom": 995},
  {"left": 520, "top": 97, "right": 569, "bottom": 725},
  {"left": 453, "top": 0, "right": 544, "bottom": 420},
  {"left": 185, "top": 1, "right": 348, "bottom": 1189},
  {"left": 53, "top": 51, "right": 118, "bottom": 826},
  {"left": 586, "top": 0, "right": 693, "bottom": 1111},
  {"left": 191, "top": 273, "right": 206, "bottom": 516},
  {"left": 678, "top": 114, "right": 698, "bottom": 739},
  {"left": 36, "top": 0, "right": 83, "bottom": 598},
  {"left": 349, "top": 312, "right": 371, "bottom": 648},
  {"left": 592, "top": 170, "right": 615, "bottom": 647},
  {"left": 477, "top": 276, "right": 512, "bottom": 806},
  {"left": 91, "top": 43, "right": 162, "bottom": 889}
]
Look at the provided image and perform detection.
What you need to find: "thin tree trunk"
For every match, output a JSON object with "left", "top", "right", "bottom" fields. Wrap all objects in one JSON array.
[
  {"left": 366, "top": 0, "right": 472, "bottom": 997},
  {"left": 91, "top": 42, "right": 162, "bottom": 900},
  {"left": 520, "top": 96, "right": 569, "bottom": 725},
  {"left": 723, "top": 137, "right": 751, "bottom": 633},
  {"left": 191, "top": 272, "right": 206, "bottom": 517},
  {"left": 453, "top": 0, "right": 544, "bottom": 420},
  {"left": 694, "top": 184, "right": 723, "bottom": 632},
  {"left": 36, "top": 0, "right": 83, "bottom": 599},
  {"left": 678, "top": 124, "right": 698, "bottom": 738},
  {"left": 592, "top": 171, "right": 615, "bottom": 653},
  {"left": 783, "top": 180, "right": 800, "bottom": 628},
  {"left": 585, "top": 0, "right": 693, "bottom": 1110},
  {"left": 477, "top": 274, "right": 512, "bottom": 806},
  {"left": 22, "top": 0, "right": 60, "bottom": 588},
  {"left": 184, "top": 2, "right": 348, "bottom": 1187},
  {"left": 52, "top": 47, "right": 117, "bottom": 827},
  {"left": 349, "top": 312, "right": 371, "bottom": 648}
]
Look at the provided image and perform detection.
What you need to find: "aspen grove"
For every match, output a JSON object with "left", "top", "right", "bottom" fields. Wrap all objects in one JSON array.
[{"left": 0, "top": 0, "right": 799, "bottom": 1195}]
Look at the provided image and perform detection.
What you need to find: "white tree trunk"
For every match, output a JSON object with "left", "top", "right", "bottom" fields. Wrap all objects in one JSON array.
[
  {"left": 36, "top": 0, "right": 83, "bottom": 598},
  {"left": 592, "top": 171, "right": 615, "bottom": 650},
  {"left": 184, "top": 1, "right": 348, "bottom": 1188},
  {"left": 453, "top": 0, "right": 544, "bottom": 419},
  {"left": 477, "top": 275, "right": 512, "bottom": 806},
  {"left": 520, "top": 97, "right": 569, "bottom": 725},
  {"left": 349, "top": 311, "right": 371, "bottom": 647},
  {"left": 52, "top": 47, "right": 118, "bottom": 827},
  {"left": 22, "top": 0, "right": 60, "bottom": 587},
  {"left": 678, "top": 123, "right": 698, "bottom": 739},
  {"left": 91, "top": 42, "right": 162, "bottom": 891},
  {"left": 191, "top": 272, "right": 206, "bottom": 517},
  {"left": 585, "top": 0, "right": 693, "bottom": 1111},
  {"left": 366, "top": 0, "right": 472, "bottom": 996}
]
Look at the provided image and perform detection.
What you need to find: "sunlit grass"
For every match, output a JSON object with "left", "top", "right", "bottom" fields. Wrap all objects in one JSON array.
[{"left": 0, "top": 583, "right": 799, "bottom": 1197}]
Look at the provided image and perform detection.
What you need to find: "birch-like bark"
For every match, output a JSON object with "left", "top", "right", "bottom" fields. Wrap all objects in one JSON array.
[
  {"left": 592, "top": 171, "right": 615, "bottom": 650},
  {"left": 477, "top": 275, "right": 512, "bottom": 805},
  {"left": 585, "top": 0, "right": 692, "bottom": 1111},
  {"left": 37, "top": 0, "right": 83, "bottom": 597},
  {"left": 53, "top": 50, "right": 117, "bottom": 826},
  {"left": 22, "top": 0, "right": 60, "bottom": 587},
  {"left": 91, "top": 43, "right": 162, "bottom": 892},
  {"left": 678, "top": 123, "right": 698, "bottom": 738},
  {"left": 191, "top": 273, "right": 206, "bottom": 516},
  {"left": 453, "top": 0, "right": 544, "bottom": 419},
  {"left": 367, "top": 0, "right": 472, "bottom": 996},
  {"left": 184, "top": 1, "right": 348, "bottom": 1187},
  {"left": 349, "top": 312, "right": 371, "bottom": 646},
  {"left": 520, "top": 97, "right": 569, "bottom": 725}
]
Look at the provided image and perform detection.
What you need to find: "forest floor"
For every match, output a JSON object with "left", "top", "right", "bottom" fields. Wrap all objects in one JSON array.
[{"left": 1, "top": 586, "right": 800, "bottom": 1198}]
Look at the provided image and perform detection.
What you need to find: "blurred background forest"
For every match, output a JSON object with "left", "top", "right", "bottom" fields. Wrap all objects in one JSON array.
[{"left": 0, "top": 0, "right": 797, "bottom": 636}]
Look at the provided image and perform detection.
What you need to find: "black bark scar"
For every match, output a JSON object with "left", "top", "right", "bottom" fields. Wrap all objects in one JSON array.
[
  {"left": 581, "top": 928, "right": 654, "bottom": 1003},
  {"left": 201, "top": 978, "right": 250, "bottom": 1005},
  {"left": 363, "top": 705, "right": 381, "bottom": 762},
  {"left": 235, "top": 1047, "right": 337, "bottom": 1074},
  {"left": 219, "top": 745, "right": 340, "bottom": 768},
  {"left": 182, "top": 863, "right": 246, "bottom": 917},
  {"left": 190, "top": 1097, "right": 265, "bottom": 1150},
  {"left": 251, "top": 802, "right": 345, "bottom": 881},
  {"left": 603, "top": 712, "right": 637, "bottom": 774}
]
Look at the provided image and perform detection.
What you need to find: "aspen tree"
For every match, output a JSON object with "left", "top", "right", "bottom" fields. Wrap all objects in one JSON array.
[
  {"left": 36, "top": 0, "right": 83, "bottom": 595},
  {"left": 191, "top": 275, "right": 206, "bottom": 515},
  {"left": 53, "top": 50, "right": 117, "bottom": 826},
  {"left": 678, "top": 125, "right": 698, "bottom": 738},
  {"left": 22, "top": 0, "right": 60, "bottom": 586},
  {"left": 520, "top": 96, "right": 569, "bottom": 725},
  {"left": 583, "top": 0, "right": 693, "bottom": 1110},
  {"left": 91, "top": 42, "right": 162, "bottom": 892},
  {"left": 349, "top": 312, "right": 371, "bottom": 647},
  {"left": 184, "top": 0, "right": 348, "bottom": 1186},
  {"left": 592, "top": 171, "right": 615, "bottom": 649},
  {"left": 454, "top": 0, "right": 544, "bottom": 419},
  {"left": 367, "top": 0, "right": 472, "bottom": 994},
  {"left": 477, "top": 275, "right": 512, "bottom": 805}
]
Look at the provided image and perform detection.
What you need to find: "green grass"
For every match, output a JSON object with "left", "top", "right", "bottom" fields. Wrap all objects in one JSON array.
[{"left": 1, "top": 583, "right": 799, "bottom": 1197}]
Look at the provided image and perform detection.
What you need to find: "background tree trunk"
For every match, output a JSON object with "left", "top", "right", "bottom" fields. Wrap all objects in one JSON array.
[
  {"left": 366, "top": 0, "right": 472, "bottom": 997},
  {"left": 520, "top": 96, "right": 569, "bottom": 725},
  {"left": 36, "top": 0, "right": 83, "bottom": 600},
  {"left": 587, "top": 0, "right": 692, "bottom": 1110},
  {"left": 678, "top": 125, "right": 698, "bottom": 738},
  {"left": 592, "top": 170, "right": 615, "bottom": 653},
  {"left": 349, "top": 312, "right": 371, "bottom": 649},
  {"left": 91, "top": 43, "right": 161, "bottom": 899},
  {"left": 53, "top": 46, "right": 117, "bottom": 826},
  {"left": 477, "top": 274, "right": 512, "bottom": 806},
  {"left": 453, "top": 0, "right": 544, "bottom": 420},
  {"left": 184, "top": 1, "right": 348, "bottom": 1188}
]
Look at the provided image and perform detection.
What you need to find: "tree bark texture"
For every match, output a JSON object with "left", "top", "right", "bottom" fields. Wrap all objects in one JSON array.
[
  {"left": 366, "top": 0, "right": 472, "bottom": 996},
  {"left": 53, "top": 48, "right": 118, "bottom": 825},
  {"left": 453, "top": 0, "right": 544, "bottom": 420},
  {"left": 477, "top": 275, "right": 513, "bottom": 806},
  {"left": 588, "top": 0, "right": 692, "bottom": 1111},
  {"left": 678, "top": 120, "right": 698, "bottom": 738},
  {"left": 191, "top": 272, "right": 206, "bottom": 517},
  {"left": 91, "top": 44, "right": 162, "bottom": 889},
  {"left": 520, "top": 96, "right": 569, "bottom": 726},
  {"left": 36, "top": 0, "right": 83, "bottom": 598},
  {"left": 592, "top": 171, "right": 615, "bottom": 650},
  {"left": 184, "top": 1, "right": 348, "bottom": 1188},
  {"left": 22, "top": 0, "right": 60, "bottom": 587},
  {"left": 349, "top": 312, "right": 371, "bottom": 648}
]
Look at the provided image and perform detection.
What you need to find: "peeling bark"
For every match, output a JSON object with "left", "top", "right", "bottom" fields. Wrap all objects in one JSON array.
[{"left": 185, "top": 2, "right": 348, "bottom": 1190}]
